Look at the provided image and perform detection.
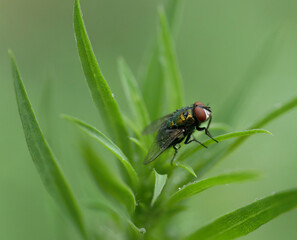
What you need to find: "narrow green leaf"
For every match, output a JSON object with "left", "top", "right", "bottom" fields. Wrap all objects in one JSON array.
[
  {"left": 87, "top": 199, "right": 146, "bottom": 238},
  {"left": 177, "top": 129, "right": 271, "bottom": 162},
  {"left": 73, "top": 0, "right": 132, "bottom": 159},
  {"left": 185, "top": 189, "right": 297, "bottom": 240},
  {"left": 118, "top": 58, "right": 150, "bottom": 129},
  {"left": 220, "top": 28, "right": 281, "bottom": 124},
  {"left": 9, "top": 51, "right": 87, "bottom": 239},
  {"left": 141, "top": 0, "right": 184, "bottom": 120},
  {"left": 164, "top": 0, "right": 184, "bottom": 36},
  {"left": 86, "top": 199, "right": 121, "bottom": 223},
  {"left": 228, "top": 96, "right": 297, "bottom": 154},
  {"left": 168, "top": 171, "right": 259, "bottom": 206},
  {"left": 123, "top": 114, "right": 142, "bottom": 139},
  {"left": 129, "top": 137, "right": 148, "bottom": 154},
  {"left": 62, "top": 115, "right": 139, "bottom": 189},
  {"left": 141, "top": 45, "right": 165, "bottom": 120},
  {"left": 81, "top": 143, "right": 136, "bottom": 215},
  {"left": 151, "top": 170, "right": 168, "bottom": 206},
  {"left": 250, "top": 96, "right": 297, "bottom": 128},
  {"left": 124, "top": 114, "right": 152, "bottom": 157},
  {"left": 175, "top": 162, "right": 197, "bottom": 178},
  {"left": 158, "top": 7, "right": 184, "bottom": 112}
]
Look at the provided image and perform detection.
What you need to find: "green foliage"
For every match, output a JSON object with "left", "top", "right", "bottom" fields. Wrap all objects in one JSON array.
[
  {"left": 175, "top": 162, "right": 197, "bottom": 177},
  {"left": 80, "top": 142, "right": 136, "bottom": 215},
  {"left": 158, "top": 6, "right": 184, "bottom": 112},
  {"left": 151, "top": 170, "right": 168, "bottom": 206},
  {"left": 220, "top": 28, "right": 281, "bottom": 124},
  {"left": 141, "top": 0, "right": 183, "bottom": 120},
  {"left": 73, "top": 0, "right": 132, "bottom": 160},
  {"left": 10, "top": 0, "right": 297, "bottom": 239},
  {"left": 62, "top": 114, "right": 139, "bottom": 189},
  {"left": 118, "top": 58, "right": 150, "bottom": 130},
  {"left": 168, "top": 171, "right": 259, "bottom": 207},
  {"left": 185, "top": 189, "right": 297, "bottom": 240},
  {"left": 9, "top": 51, "right": 88, "bottom": 239},
  {"left": 228, "top": 95, "right": 297, "bottom": 154}
]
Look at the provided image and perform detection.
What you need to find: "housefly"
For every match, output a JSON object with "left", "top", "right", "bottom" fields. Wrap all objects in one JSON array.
[{"left": 143, "top": 101, "right": 218, "bottom": 165}]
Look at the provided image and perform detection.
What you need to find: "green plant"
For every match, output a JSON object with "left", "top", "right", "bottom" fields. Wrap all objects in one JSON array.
[{"left": 9, "top": 0, "right": 297, "bottom": 239}]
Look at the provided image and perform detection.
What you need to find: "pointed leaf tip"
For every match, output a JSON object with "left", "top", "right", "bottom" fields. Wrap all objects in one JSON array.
[
  {"left": 151, "top": 169, "right": 167, "bottom": 206},
  {"left": 73, "top": 0, "right": 132, "bottom": 160}
]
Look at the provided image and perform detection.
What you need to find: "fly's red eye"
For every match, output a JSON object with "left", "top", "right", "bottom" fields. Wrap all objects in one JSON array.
[{"left": 194, "top": 106, "right": 207, "bottom": 122}]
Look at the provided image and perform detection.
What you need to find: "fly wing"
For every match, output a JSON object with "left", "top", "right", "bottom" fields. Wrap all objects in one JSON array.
[
  {"left": 142, "top": 114, "right": 173, "bottom": 135},
  {"left": 144, "top": 128, "right": 185, "bottom": 165}
]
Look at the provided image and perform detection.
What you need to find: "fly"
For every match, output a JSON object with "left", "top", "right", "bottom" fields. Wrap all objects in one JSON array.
[{"left": 142, "top": 101, "right": 218, "bottom": 165}]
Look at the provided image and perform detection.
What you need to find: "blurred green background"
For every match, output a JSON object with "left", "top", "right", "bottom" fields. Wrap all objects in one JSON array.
[{"left": 1, "top": 0, "right": 297, "bottom": 239}]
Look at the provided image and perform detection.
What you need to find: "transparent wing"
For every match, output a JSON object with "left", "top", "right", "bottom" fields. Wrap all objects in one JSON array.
[
  {"left": 144, "top": 128, "right": 184, "bottom": 165},
  {"left": 142, "top": 114, "right": 173, "bottom": 135}
]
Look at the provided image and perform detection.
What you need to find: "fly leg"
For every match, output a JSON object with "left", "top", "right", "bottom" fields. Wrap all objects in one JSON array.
[
  {"left": 184, "top": 132, "right": 207, "bottom": 148},
  {"left": 196, "top": 116, "right": 218, "bottom": 143},
  {"left": 171, "top": 144, "right": 181, "bottom": 165}
]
